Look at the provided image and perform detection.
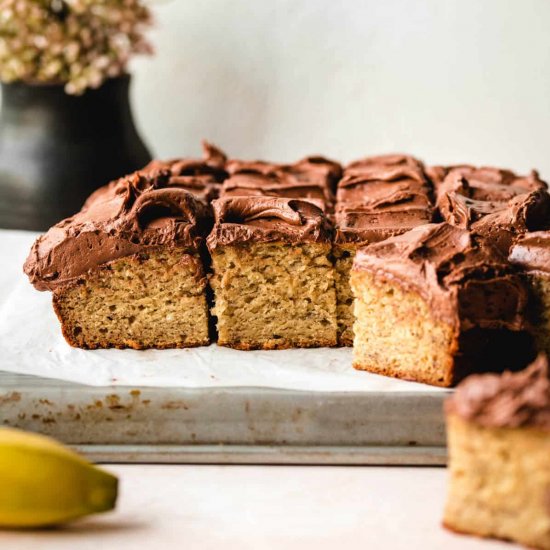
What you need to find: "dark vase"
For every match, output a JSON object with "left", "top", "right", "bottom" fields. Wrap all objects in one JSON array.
[{"left": 0, "top": 74, "right": 152, "bottom": 231}]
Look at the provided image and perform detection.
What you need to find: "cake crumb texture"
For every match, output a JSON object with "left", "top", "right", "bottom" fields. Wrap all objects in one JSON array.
[
  {"left": 53, "top": 250, "right": 209, "bottom": 349},
  {"left": 333, "top": 247, "right": 355, "bottom": 346},
  {"left": 444, "top": 414, "right": 550, "bottom": 550},
  {"left": 350, "top": 270, "right": 456, "bottom": 386},
  {"left": 210, "top": 242, "right": 337, "bottom": 350}
]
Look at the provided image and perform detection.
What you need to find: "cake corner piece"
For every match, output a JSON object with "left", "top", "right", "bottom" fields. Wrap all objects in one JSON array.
[{"left": 24, "top": 170, "right": 212, "bottom": 349}]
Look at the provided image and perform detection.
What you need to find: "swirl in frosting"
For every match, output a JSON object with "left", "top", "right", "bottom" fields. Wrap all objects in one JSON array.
[{"left": 24, "top": 170, "right": 211, "bottom": 291}]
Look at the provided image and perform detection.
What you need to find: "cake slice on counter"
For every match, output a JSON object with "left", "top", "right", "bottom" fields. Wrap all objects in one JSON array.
[
  {"left": 510, "top": 231, "right": 550, "bottom": 356},
  {"left": 24, "top": 170, "right": 212, "bottom": 349},
  {"left": 207, "top": 196, "right": 337, "bottom": 349},
  {"left": 221, "top": 156, "right": 341, "bottom": 211},
  {"left": 333, "top": 154, "right": 434, "bottom": 346},
  {"left": 141, "top": 140, "right": 228, "bottom": 203},
  {"left": 350, "top": 223, "right": 533, "bottom": 386},
  {"left": 444, "top": 353, "right": 550, "bottom": 549}
]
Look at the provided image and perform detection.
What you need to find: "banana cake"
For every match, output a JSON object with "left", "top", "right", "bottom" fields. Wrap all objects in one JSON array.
[
  {"left": 350, "top": 223, "right": 534, "bottom": 386},
  {"left": 24, "top": 170, "right": 212, "bottom": 349},
  {"left": 22, "top": 145, "right": 549, "bottom": 369},
  {"left": 444, "top": 353, "right": 550, "bottom": 549},
  {"left": 207, "top": 196, "right": 337, "bottom": 349},
  {"left": 334, "top": 154, "right": 435, "bottom": 345}
]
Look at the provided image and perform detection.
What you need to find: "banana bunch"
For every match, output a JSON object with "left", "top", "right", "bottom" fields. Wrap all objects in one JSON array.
[{"left": 0, "top": 427, "right": 118, "bottom": 528}]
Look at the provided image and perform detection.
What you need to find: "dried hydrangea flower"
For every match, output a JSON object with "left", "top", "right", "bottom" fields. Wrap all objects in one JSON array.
[{"left": 0, "top": 0, "right": 152, "bottom": 94}]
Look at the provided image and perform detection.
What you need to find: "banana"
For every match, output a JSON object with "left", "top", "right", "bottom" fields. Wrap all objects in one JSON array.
[{"left": 0, "top": 427, "right": 118, "bottom": 528}]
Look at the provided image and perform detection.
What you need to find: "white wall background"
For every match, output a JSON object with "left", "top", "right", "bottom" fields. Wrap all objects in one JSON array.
[{"left": 130, "top": 0, "right": 550, "bottom": 178}]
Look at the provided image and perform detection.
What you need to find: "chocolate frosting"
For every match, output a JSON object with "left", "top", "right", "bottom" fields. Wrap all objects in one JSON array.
[
  {"left": 337, "top": 154, "right": 431, "bottom": 204},
  {"left": 426, "top": 165, "right": 451, "bottom": 186},
  {"left": 143, "top": 140, "right": 227, "bottom": 181},
  {"left": 334, "top": 204, "right": 433, "bottom": 246},
  {"left": 509, "top": 230, "right": 550, "bottom": 274},
  {"left": 222, "top": 156, "right": 341, "bottom": 210},
  {"left": 142, "top": 141, "right": 228, "bottom": 202},
  {"left": 426, "top": 164, "right": 473, "bottom": 187},
  {"left": 221, "top": 157, "right": 341, "bottom": 211},
  {"left": 440, "top": 189, "right": 550, "bottom": 254},
  {"left": 438, "top": 191, "right": 505, "bottom": 227},
  {"left": 335, "top": 154, "right": 434, "bottom": 245},
  {"left": 24, "top": 171, "right": 211, "bottom": 291},
  {"left": 436, "top": 165, "right": 546, "bottom": 204},
  {"left": 436, "top": 165, "right": 550, "bottom": 255},
  {"left": 226, "top": 155, "right": 342, "bottom": 190},
  {"left": 221, "top": 172, "right": 333, "bottom": 211},
  {"left": 206, "top": 196, "right": 331, "bottom": 249},
  {"left": 353, "top": 223, "right": 529, "bottom": 331},
  {"left": 446, "top": 353, "right": 550, "bottom": 429},
  {"left": 347, "top": 153, "right": 424, "bottom": 171},
  {"left": 293, "top": 156, "right": 343, "bottom": 187}
]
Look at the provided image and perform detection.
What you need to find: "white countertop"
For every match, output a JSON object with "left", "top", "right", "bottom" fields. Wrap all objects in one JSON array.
[{"left": 2, "top": 465, "right": 516, "bottom": 550}]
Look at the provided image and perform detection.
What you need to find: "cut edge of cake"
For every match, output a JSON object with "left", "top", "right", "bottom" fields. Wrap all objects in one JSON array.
[
  {"left": 207, "top": 196, "right": 338, "bottom": 350},
  {"left": 350, "top": 223, "right": 534, "bottom": 387},
  {"left": 53, "top": 248, "right": 210, "bottom": 350}
]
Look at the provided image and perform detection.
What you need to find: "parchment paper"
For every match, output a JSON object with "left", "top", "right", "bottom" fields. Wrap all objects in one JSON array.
[{"left": 0, "top": 230, "right": 444, "bottom": 392}]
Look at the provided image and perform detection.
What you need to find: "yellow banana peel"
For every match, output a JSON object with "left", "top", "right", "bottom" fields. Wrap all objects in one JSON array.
[{"left": 0, "top": 427, "right": 118, "bottom": 528}]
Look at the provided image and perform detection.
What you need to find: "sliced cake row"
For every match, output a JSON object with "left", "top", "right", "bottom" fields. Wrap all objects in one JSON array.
[
  {"left": 23, "top": 143, "right": 550, "bottom": 388},
  {"left": 24, "top": 143, "right": 342, "bottom": 350}
]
